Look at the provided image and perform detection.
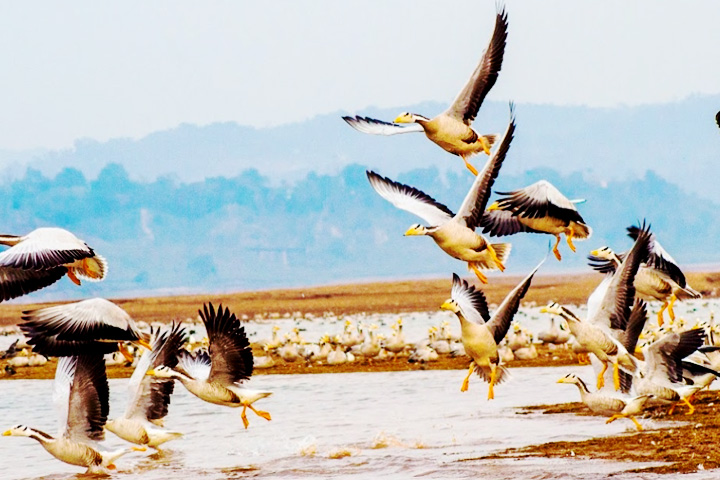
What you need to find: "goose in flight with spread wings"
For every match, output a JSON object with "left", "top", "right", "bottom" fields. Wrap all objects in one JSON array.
[
  {"left": 588, "top": 224, "right": 700, "bottom": 326},
  {"left": 343, "top": 6, "right": 508, "bottom": 176},
  {"left": 19, "top": 297, "right": 151, "bottom": 361},
  {"left": 147, "top": 303, "right": 272, "bottom": 429},
  {"left": 105, "top": 323, "right": 186, "bottom": 449},
  {"left": 366, "top": 104, "right": 515, "bottom": 283},
  {"left": 480, "top": 180, "right": 591, "bottom": 261},
  {"left": 542, "top": 222, "right": 653, "bottom": 391},
  {"left": 0, "top": 227, "right": 107, "bottom": 302},
  {"left": 440, "top": 256, "right": 544, "bottom": 399},
  {"left": 3, "top": 355, "right": 143, "bottom": 473}
]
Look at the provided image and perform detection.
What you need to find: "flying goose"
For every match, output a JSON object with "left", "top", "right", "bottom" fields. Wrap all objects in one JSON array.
[
  {"left": 588, "top": 224, "right": 700, "bottom": 326},
  {"left": 3, "top": 355, "right": 142, "bottom": 473},
  {"left": 105, "top": 323, "right": 186, "bottom": 449},
  {"left": 19, "top": 297, "right": 151, "bottom": 362},
  {"left": 366, "top": 104, "right": 515, "bottom": 283},
  {"left": 541, "top": 222, "right": 652, "bottom": 391},
  {"left": 480, "top": 180, "right": 591, "bottom": 260},
  {"left": 634, "top": 328, "right": 720, "bottom": 415},
  {"left": 147, "top": 303, "right": 272, "bottom": 429},
  {"left": 343, "top": 6, "right": 508, "bottom": 175},
  {"left": 440, "top": 256, "right": 544, "bottom": 399},
  {"left": 556, "top": 373, "right": 652, "bottom": 431},
  {"left": 0, "top": 227, "right": 107, "bottom": 301}
]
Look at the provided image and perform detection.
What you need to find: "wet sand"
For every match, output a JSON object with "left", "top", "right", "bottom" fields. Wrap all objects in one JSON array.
[{"left": 479, "top": 390, "right": 720, "bottom": 475}]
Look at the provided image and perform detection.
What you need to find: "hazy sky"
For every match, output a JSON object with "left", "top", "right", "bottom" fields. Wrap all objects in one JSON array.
[{"left": 0, "top": 1, "right": 718, "bottom": 150}]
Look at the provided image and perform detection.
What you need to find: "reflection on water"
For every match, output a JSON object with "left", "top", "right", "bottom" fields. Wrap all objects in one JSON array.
[{"left": 0, "top": 366, "right": 699, "bottom": 480}]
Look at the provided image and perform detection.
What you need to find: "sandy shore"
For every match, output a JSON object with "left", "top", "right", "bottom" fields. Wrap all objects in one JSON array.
[{"left": 0, "top": 270, "right": 717, "bottom": 327}]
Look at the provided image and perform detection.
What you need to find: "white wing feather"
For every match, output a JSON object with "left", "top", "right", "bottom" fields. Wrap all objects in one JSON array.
[{"left": 343, "top": 116, "right": 424, "bottom": 135}]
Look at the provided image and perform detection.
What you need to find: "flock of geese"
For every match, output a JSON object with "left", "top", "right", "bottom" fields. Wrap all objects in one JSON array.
[
  {"left": 344, "top": 3, "right": 719, "bottom": 433},
  {"left": 0, "top": 4, "right": 718, "bottom": 474}
]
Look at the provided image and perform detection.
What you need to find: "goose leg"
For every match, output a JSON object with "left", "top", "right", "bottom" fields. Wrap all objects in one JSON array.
[
  {"left": 629, "top": 416, "right": 643, "bottom": 431},
  {"left": 468, "top": 263, "right": 488, "bottom": 284},
  {"left": 241, "top": 406, "right": 250, "bottom": 429},
  {"left": 552, "top": 235, "right": 562, "bottom": 261},
  {"left": 612, "top": 359, "right": 621, "bottom": 391},
  {"left": 605, "top": 414, "right": 620, "bottom": 424},
  {"left": 248, "top": 404, "right": 272, "bottom": 421},
  {"left": 488, "top": 363, "right": 497, "bottom": 400},
  {"left": 480, "top": 136, "right": 492, "bottom": 155},
  {"left": 461, "top": 362, "right": 475, "bottom": 392},
  {"left": 597, "top": 362, "right": 607, "bottom": 389},
  {"left": 485, "top": 244, "right": 505, "bottom": 272},
  {"left": 667, "top": 294, "right": 677, "bottom": 322},
  {"left": 657, "top": 302, "right": 667, "bottom": 327},
  {"left": 461, "top": 156, "right": 479, "bottom": 176},
  {"left": 565, "top": 229, "right": 577, "bottom": 252}
]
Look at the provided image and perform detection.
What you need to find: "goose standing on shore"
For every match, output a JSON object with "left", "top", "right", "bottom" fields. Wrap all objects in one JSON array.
[
  {"left": 0, "top": 227, "right": 107, "bottom": 301},
  {"left": 19, "top": 297, "right": 151, "bottom": 361},
  {"left": 147, "top": 303, "right": 272, "bottom": 429},
  {"left": 343, "top": 6, "right": 508, "bottom": 176},
  {"left": 480, "top": 180, "right": 591, "bottom": 261},
  {"left": 366, "top": 105, "right": 515, "bottom": 283},
  {"left": 105, "top": 323, "right": 186, "bottom": 449},
  {"left": 440, "top": 256, "right": 545, "bottom": 399},
  {"left": 3, "top": 355, "right": 143, "bottom": 473}
]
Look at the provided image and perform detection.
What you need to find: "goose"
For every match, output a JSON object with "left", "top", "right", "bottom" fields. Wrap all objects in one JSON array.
[
  {"left": 147, "top": 303, "right": 272, "bottom": 429},
  {"left": 634, "top": 328, "right": 719, "bottom": 415},
  {"left": 105, "top": 323, "right": 186, "bottom": 449},
  {"left": 480, "top": 180, "right": 591, "bottom": 261},
  {"left": 541, "top": 223, "right": 652, "bottom": 391},
  {"left": 384, "top": 319, "right": 407, "bottom": 356},
  {"left": 19, "top": 297, "right": 151, "bottom": 361},
  {"left": 326, "top": 343, "right": 349, "bottom": 366},
  {"left": 3, "top": 355, "right": 142, "bottom": 473},
  {"left": 366, "top": 104, "right": 515, "bottom": 283},
  {"left": 440, "top": 255, "right": 545, "bottom": 399},
  {"left": 588, "top": 224, "right": 701, "bottom": 326},
  {"left": 342, "top": 6, "right": 508, "bottom": 176},
  {"left": 0, "top": 227, "right": 107, "bottom": 301},
  {"left": 556, "top": 373, "right": 652, "bottom": 431}
]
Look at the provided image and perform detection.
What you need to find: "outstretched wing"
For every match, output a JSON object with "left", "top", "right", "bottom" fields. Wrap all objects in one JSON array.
[
  {"left": 201, "top": 303, "right": 254, "bottom": 386},
  {"left": 443, "top": 6, "right": 508, "bottom": 124},
  {"left": 366, "top": 170, "right": 454, "bottom": 226},
  {"left": 495, "top": 180, "right": 585, "bottom": 223},
  {"left": 126, "top": 323, "right": 186, "bottom": 421},
  {"left": 0, "top": 228, "right": 94, "bottom": 270},
  {"left": 58, "top": 354, "right": 109, "bottom": 443},
  {"left": 450, "top": 273, "right": 491, "bottom": 325},
  {"left": 0, "top": 266, "right": 67, "bottom": 302},
  {"left": 486, "top": 255, "right": 545, "bottom": 344},
  {"left": 627, "top": 224, "right": 687, "bottom": 288},
  {"left": 342, "top": 115, "right": 424, "bottom": 135},
  {"left": 455, "top": 104, "right": 516, "bottom": 229}
]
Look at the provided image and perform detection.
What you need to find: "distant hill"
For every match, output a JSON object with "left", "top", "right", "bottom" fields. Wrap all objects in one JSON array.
[
  {"left": 1, "top": 162, "right": 717, "bottom": 302},
  {"left": 1, "top": 94, "right": 718, "bottom": 200}
]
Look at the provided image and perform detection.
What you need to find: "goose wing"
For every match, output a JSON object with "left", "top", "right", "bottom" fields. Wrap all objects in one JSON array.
[
  {"left": 443, "top": 6, "right": 508, "bottom": 124},
  {"left": 455, "top": 104, "right": 516, "bottom": 229},
  {"left": 176, "top": 349, "right": 211, "bottom": 381},
  {"left": 645, "top": 329, "right": 705, "bottom": 383},
  {"left": 590, "top": 222, "right": 651, "bottom": 331},
  {"left": 479, "top": 209, "right": 538, "bottom": 237},
  {"left": 627, "top": 225, "right": 687, "bottom": 288},
  {"left": 20, "top": 297, "right": 141, "bottom": 343},
  {"left": 0, "top": 227, "right": 95, "bottom": 270},
  {"left": 342, "top": 115, "right": 424, "bottom": 135},
  {"left": 494, "top": 180, "right": 585, "bottom": 223},
  {"left": 201, "top": 303, "right": 254, "bottom": 386},
  {"left": 486, "top": 255, "right": 545, "bottom": 344},
  {"left": 55, "top": 354, "right": 109, "bottom": 443},
  {"left": 0, "top": 266, "right": 67, "bottom": 302},
  {"left": 126, "top": 323, "right": 186, "bottom": 421},
  {"left": 366, "top": 170, "right": 454, "bottom": 226},
  {"left": 450, "top": 273, "right": 491, "bottom": 325}
]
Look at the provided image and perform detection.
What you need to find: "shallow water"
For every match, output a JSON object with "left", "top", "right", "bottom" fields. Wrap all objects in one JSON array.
[{"left": 0, "top": 365, "right": 696, "bottom": 480}]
